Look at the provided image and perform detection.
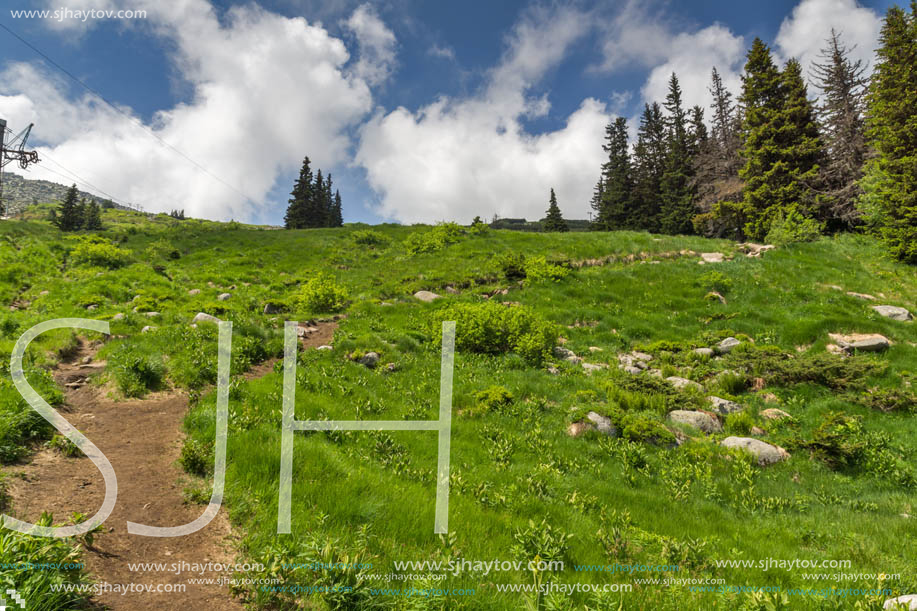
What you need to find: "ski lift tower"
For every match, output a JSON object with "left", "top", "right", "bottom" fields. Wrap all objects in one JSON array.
[{"left": 0, "top": 118, "right": 41, "bottom": 217}]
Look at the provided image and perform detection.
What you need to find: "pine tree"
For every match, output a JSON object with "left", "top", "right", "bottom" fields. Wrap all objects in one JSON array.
[
  {"left": 739, "top": 39, "right": 823, "bottom": 240},
  {"left": 55, "top": 184, "right": 82, "bottom": 231},
  {"left": 284, "top": 157, "right": 313, "bottom": 229},
  {"left": 75, "top": 199, "right": 87, "bottom": 230},
  {"left": 542, "top": 188, "right": 568, "bottom": 232},
  {"left": 84, "top": 202, "right": 103, "bottom": 230},
  {"left": 331, "top": 190, "right": 344, "bottom": 227},
  {"left": 695, "top": 67, "right": 744, "bottom": 219},
  {"left": 589, "top": 178, "right": 605, "bottom": 227},
  {"left": 812, "top": 29, "right": 869, "bottom": 230},
  {"left": 632, "top": 103, "right": 667, "bottom": 231},
  {"left": 859, "top": 3, "right": 917, "bottom": 262},
  {"left": 659, "top": 73, "right": 696, "bottom": 235},
  {"left": 592, "top": 117, "right": 633, "bottom": 230}
]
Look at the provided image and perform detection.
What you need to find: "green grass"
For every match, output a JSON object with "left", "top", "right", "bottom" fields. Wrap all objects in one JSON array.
[{"left": 1, "top": 207, "right": 916, "bottom": 609}]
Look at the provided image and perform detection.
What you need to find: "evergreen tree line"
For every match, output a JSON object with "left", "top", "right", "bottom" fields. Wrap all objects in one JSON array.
[
  {"left": 169, "top": 209, "right": 186, "bottom": 220},
  {"left": 284, "top": 156, "right": 344, "bottom": 229},
  {"left": 51, "top": 184, "right": 103, "bottom": 231},
  {"left": 589, "top": 3, "right": 917, "bottom": 263}
]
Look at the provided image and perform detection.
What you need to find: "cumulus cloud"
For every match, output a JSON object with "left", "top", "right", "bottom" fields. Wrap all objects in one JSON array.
[
  {"left": 1, "top": 0, "right": 388, "bottom": 220},
  {"left": 356, "top": 6, "right": 607, "bottom": 223},
  {"left": 775, "top": 0, "right": 882, "bottom": 74},
  {"left": 342, "top": 3, "right": 397, "bottom": 86}
]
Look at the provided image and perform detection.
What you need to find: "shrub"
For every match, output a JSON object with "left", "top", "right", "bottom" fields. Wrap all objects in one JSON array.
[
  {"left": 764, "top": 205, "right": 824, "bottom": 246},
  {"left": 108, "top": 343, "right": 166, "bottom": 397},
  {"left": 498, "top": 253, "right": 527, "bottom": 281},
  {"left": 179, "top": 438, "right": 213, "bottom": 476},
  {"left": 474, "top": 386, "right": 513, "bottom": 414},
  {"left": 431, "top": 301, "right": 558, "bottom": 365},
  {"left": 697, "top": 270, "right": 733, "bottom": 294},
  {"left": 47, "top": 434, "right": 82, "bottom": 457},
  {"left": 296, "top": 273, "right": 348, "bottom": 313},
  {"left": 724, "top": 411, "right": 756, "bottom": 435},
  {"left": 69, "top": 236, "right": 131, "bottom": 269},
  {"left": 404, "top": 222, "right": 465, "bottom": 254},
  {"left": 616, "top": 411, "right": 676, "bottom": 446},
  {"left": 806, "top": 413, "right": 867, "bottom": 469},
  {"left": 523, "top": 256, "right": 570, "bottom": 285},
  {"left": 351, "top": 229, "right": 388, "bottom": 247}
]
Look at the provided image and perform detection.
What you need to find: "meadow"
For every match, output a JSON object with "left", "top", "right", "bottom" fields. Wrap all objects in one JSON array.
[{"left": 1, "top": 206, "right": 916, "bottom": 610}]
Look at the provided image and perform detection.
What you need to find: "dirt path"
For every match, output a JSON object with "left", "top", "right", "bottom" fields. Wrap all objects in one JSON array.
[{"left": 7, "top": 320, "right": 337, "bottom": 610}]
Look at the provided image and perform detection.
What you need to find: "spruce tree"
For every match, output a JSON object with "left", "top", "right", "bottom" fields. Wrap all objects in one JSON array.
[
  {"left": 284, "top": 157, "right": 313, "bottom": 229},
  {"left": 632, "top": 103, "right": 667, "bottom": 231},
  {"left": 593, "top": 117, "right": 633, "bottom": 230},
  {"left": 85, "top": 202, "right": 103, "bottom": 230},
  {"left": 812, "top": 29, "right": 869, "bottom": 229},
  {"left": 589, "top": 178, "right": 605, "bottom": 228},
  {"left": 331, "top": 190, "right": 344, "bottom": 227},
  {"left": 659, "top": 73, "right": 696, "bottom": 235},
  {"left": 859, "top": 3, "right": 917, "bottom": 262},
  {"left": 75, "top": 199, "right": 87, "bottom": 230},
  {"left": 542, "top": 188, "right": 568, "bottom": 232},
  {"left": 56, "top": 184, "right": 82, "bottom": 231}
]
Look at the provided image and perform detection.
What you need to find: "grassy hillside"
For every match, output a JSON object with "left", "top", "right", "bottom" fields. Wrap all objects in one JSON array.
[{"left": 1, "top": 208, "right": 916, "bottom": 610}]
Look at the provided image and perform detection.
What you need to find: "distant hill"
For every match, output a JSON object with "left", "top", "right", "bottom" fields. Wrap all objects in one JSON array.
[{"left": 0, "top": 172, "right": 128, "bottom": 216}]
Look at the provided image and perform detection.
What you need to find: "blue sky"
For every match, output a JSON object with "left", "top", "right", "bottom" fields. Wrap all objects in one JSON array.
[{"left": 0, "top": 0, "right": 896, "bottom": 224}]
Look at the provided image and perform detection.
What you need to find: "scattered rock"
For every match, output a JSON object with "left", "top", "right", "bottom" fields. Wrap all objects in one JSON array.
[
  {"left": 145, "top": 311, "right": 160, "bottom": 318},
  {"left": 566, "top": 421, "right": 594, "bottom": 438},
  {"left": 761, "top": 408, "right": 791, "bottom": 421},
  {"left": 444, "top": 286, "right": 459, "bottom": 294},
  {"left": 263, "top": 303, "right": 284, "bottom": 315},
  {"left": 111, "top": 313, "right": 125, "bottom": 321},
  {"left": 188, "top": 289, "right": 201, "bottom": 296},
  {"left": 141, "top": 325, "right": 156, "bottom": 333},
  {"left": 706, "top": 291, "right": 727, "bottom": 304},
  {"left": 554, "top": 347, "right": 582, "bottom": 364},
  {"left": 761, "top": 393, "right": 780, "bottom": 404},
  {"left": 582, "top": 362, "right": 608, "bottom": 374},
  {"left": 586, "top": 411, "right": 616, "bottom": 436},
  {"left": 847, "top": 291, "right": 876, "bottom": 301},
  {"left": 699, "top": 252, "right": 725, "bottom": 264},
  {"left": 192, "top": 312, "right": 221, "bottom": 325},
  {"left": 86, "top": 304, "right": 98, "bottom": 311},
  {"left": 317, "top": 345, "right": 333, "bottom": 351},
  {"left": 738, "top": 243, "right": 775, "bottom": 258},
  {"left": 707, "top": 396, "right": 744, "bottom": 415},
  {"left": 751, "top": 377, "right": 766, "bottom": 391},
  {"left": 648, "top": 369, "right": 663, "bottom": 378},
  {"left": 693, "top": 347, "right": 715, "bottom": 357},
  {"left": 631, "top": 352, "right": 653, "bottom": 362},
  {"left": 829, "top": 332, "right": 891, "bottom": 353},
  {"left": 81, "top": 356, "right": 92, "bottom": 365},
  {"left": 668, "top": 410, "right": 722, "bottom": 433},
  {"left": 721, "top": 436, "right": 790, "bottom": 466},
  {"left": 826, "top": 343, "right": 845, "bottom": 355},
  {"left": 65, "top": 381, "right": 83, "bottom": 389},
  {"left": 385, "top": 362, "right": 397, "bottom": 372},
  {"left": 547, "top": 366, "right": 560, "bottom": 375},
  {"left": 716, "top": 337, "right": 741, "bottom": 354},
  {"left": 883, "top": 595, "right": 917, "bottom": 610},
  {"left": 623, "top": 366, "right": 643, "bottom": 375},
  {"left": 666, "top": 376, "right": 703, "bottom": 391},
  {"left": 217, "top": 293, "right": 231, "bottom": 301},
  {"left": 750, "top": 426, "right": 766, "bottom": 436},
  {"left": 588, "top": 346, "right": 603, "bottom": 353},
  {"left": 358, "top": 352, "right": 380, "bottom": 368},
  {"left": 413, "top": 290, "right": 441, "bottom": 302},
  {"left": 872, "top": 305, "right": 913, "bottom": 322}
]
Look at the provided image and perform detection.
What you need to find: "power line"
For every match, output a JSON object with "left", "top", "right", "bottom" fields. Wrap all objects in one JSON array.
[{"left": 0, "top": 20, "right": 260, "bottom": 209}]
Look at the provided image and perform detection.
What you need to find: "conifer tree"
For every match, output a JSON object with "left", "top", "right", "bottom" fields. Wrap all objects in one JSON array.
[
  {"left": 632, "top": 103, "right": 667, "bottom": 231},
  {"left": 55, "top": 184, "right": 82, "bottom": 231},
  {"left": 331, "top": 190, "right": 344, "bottom": 227},
  {"left": 284, "top": 157, "right": 313, "bottom": 229},
  {"left": 542, "top": 188, "right": 568, "bottom": 232},
  {"left": 859, "top": 3, "right": 917, "bottom": 262},
  {"left": 75, "top": 199, "right": 87, "bottom": 230},
  {"left": 84, "top": 202, "right": 103, "bottom": 230},
  {"left": 592, "top": 117, "right": 633, "bottom": 230},
  {"left": 660, "top": 73, "right": 696, "bottom": 235},
  {"left": 589, "top": 178, "right": 605, "bottom": 227}
]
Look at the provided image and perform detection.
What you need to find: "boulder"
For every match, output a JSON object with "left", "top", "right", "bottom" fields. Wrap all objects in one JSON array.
[
  {"left": 188, "top": 289, "right": 201, "bottom": 296},
  {"left": 192, "top": 312, "right": 221, "bottom": 325},
  {"left": 761, "top": 408, "right": 791, "bottom": 421},
  {"left": 111, "top": 313, "right": 125, "bottom": 321},
  {"left": 413, "top": 290, "right": 441, "bottom": 302},
  {"left": 884, "top": 595, "right": 917, "bottom": 610},
  {"left": 716, "top": 337, "right": 741, "bottom": 354},
  {"left": 693, "top": 347, "right": 715, "bottom": 357},
  {"left": 546, "top": 366, "right": 560, "bottom": 375},
  {"left": 263, "top": 303, "right": 283, "bottom": 315},
  {"left": 668, "top": 410, "right": 722, "bottom": 433},
  {"left": 623, "top": 366, "right": 643, "bottom": 375},
  {"left": 554, "top": 346, "right": 582, "bottom": 364},
  {"left": 666, "top": 376, "right": 703, "bottom": 391},
  {"left": 700, "top": 252, "right": 725, "bottom": 263},
  {"left": 872, "top": 305, "right": 913, "bottom": 322},
  {"left": 358, "top": 352, "right": 380, "bottom": 368},
  {"left": 217, "top": 293, "right": 231, "bottom": 301},
  {"left": 829, "top": 333, "right": 890, "bottom": 353},
  {"left": 586, "top": 411, "right": 616, "bottom": 436},
  {"left": 721, "top": 437, "right": 790, "bottom": 466},
  {"left": 750, "top": 426, "right": 766, "bottom": 436},
  {"left": 582, "top": 362, "right": 607, "bottom": 374},
  {"left": 141, "top": 325, "right": 156, "bottom": 334},
  {"left": 707, "top": 396, "right": 744, "bottom": 415},
  {"left": 631, "top": 351, "right": 653, "bottom": 362},
  {"left": 738, "top": 243, "right": 775, "bottom": 258}
]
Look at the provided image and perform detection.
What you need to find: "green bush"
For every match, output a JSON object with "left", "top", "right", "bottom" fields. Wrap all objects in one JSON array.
[
  {"left": 69, "top": 236, "right": 131, "bottom": 269},
  {"left": 296, "top": 273, "right": 348, "bottom": 313},
  {"left": 806, "top": 413, "right": 868, "bottom": 469},
  {"left": 498, "top": 253, "right": 527, "bottom": 280},
  {"left": 108, "top": 343, "right": 166, "bottom": 397},
  {"left": 615, "top": 411, "right": 676, "bottom": 446},
  {"left": 179, "top": 438, "right": 213, "bottom": 477},
  {"left": 432, "top": 301, "right": 558, "bottom": 365},
  {"left": 724, "top": 411, "right": 756, "bottom": 435},
  {"left": 697, "top": 270, "right": 733, "bottom": 294},
  {"left": 764, "top": 205, "right": 824, "bottom": 245},
  {"left": 404, "top": 222, "right": 465, "bottom": 254},
  {"left": 474, "top": 386, "right": 513, "bottom": 414},
  {"left": 351, "top": 229, "right": 388, "bottom": 247},
  {"left": 523, "top": 256, "right": 570, "bottom": 285}
]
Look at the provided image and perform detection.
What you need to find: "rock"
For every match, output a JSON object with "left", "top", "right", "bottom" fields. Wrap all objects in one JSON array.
[
  {"left": 716, "top": 337, "right": 741, "bottom": 354},
  {"left": 750, "top": 426, "right": 766, "bottom": 436},
  {"left": 826, "top": 343, "right": 845, "bottom": 355},
  {"left": 582, "top": 362, "right": 607, "bottom": 374},
  {"left": 86, "top": 304, "right": 98, "bottom": 311},
  {"left": 317, "top": 345, "right": 333, "bottom": 351},
  {"left": 263, "top": 303, "right": 283, "bottom": 315},
  {"left": 631, "top": 352, "right": 653, "bottom": 362},
  {"left": 847, "top": 291, "right": 876, "bottom": 301},
  {"left": 40, "top": 290, "right": 50, "bottom": 296},
  {"left": 358, "top": 352, "right": 380, "bottom": 368},
  {"left": 648, "top": 369, "right": 663, "bottom": 378},
  {"left": 761, "top": 393, "right": 779, "bottom": 404},
  {"left": 192, "top": 312, "right": 221, "bottom": 325},
  {"left": 693, "top": 347, "right": 715, "bottom": 357},
  {"left": 65, "top": 381, "right": 83, "bottom": 388},
  {"left": 721, "top": 437, "right": 790, "bottom": 466},
  {"left": 145, "top": 311, "right": 160, "bottom": 318},
  {"left": 884, "top": 595, "right": 917, "bottom": 610},
  {"left": 761, "top": 408, "right": 791, "bottom": 421},
  {"left": 829, "top": 332, "right": 890, "bottom": 353},
  {"left": 623, "top": 366, "right": 643, "bottom": 375},
  {"left": 546, "top": 366, "right": 560, "bottom": 375},
  {"left": 700, "top": 252, "right": 725, "bottom": 263},
  {"left": 81, "top": 356, "right": 92, "bottom": 364},
  {"left": 872, "top": 305, "right": 913, "bottom": 322},
  {"left": 738, "top": 243, "right": 776, "bottom": 258},
  {"left": 385, "top": 362, "right": 397, "bottom": 372},
  {"left": 111, "top": 312, "right": 125, "bottom": 321},
  {"left": 567, "top": 421, "right": 594, "bottom": 438},
  {"left": 188, "top": 289, "right": 201, "bottom": 296},
  {"left": 666, "top": 376, "right": 703, "bottom": 391},
  {"left": 141, "top": 325, "right": 156, "bottom": 333},
  {"left": 586, "top": 411, "right": 617, "bottom": 436},
  {"left": 554, "top": 346, "right": 576, "bottom": 359},
  {"left": 668, "top": 410, "right": 722, "bottom": 433},
  {"left": 413, "top": 290, "right": 441, "bottom": 302},
  {"left": 706, "top": 291, "right": 727, "bottom": 304},
  {"left": 217, "top": 293, "right": 231, "bottom": 301},
  {"left": 588, "top": 346, "right": 603, "bottom": 353},
  {"left": 707, "top": 396, "right": 744, "bottom": 415},
  {"left": 444, "top": 286, "right": 459, "bottom": 294}
]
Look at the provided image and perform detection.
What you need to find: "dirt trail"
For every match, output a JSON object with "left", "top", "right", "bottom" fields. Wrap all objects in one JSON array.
[{"left": 7, "top": 321, "right": 337, "bottom": 610}]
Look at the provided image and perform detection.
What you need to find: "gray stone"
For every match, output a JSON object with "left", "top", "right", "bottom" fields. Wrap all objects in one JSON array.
[
  {"left": 188, "top": 289, "right": 201, "bottom": 296},
  {"left": 588, "top": 346, "right": 603, "bottom": 353},
  {"left": 547, "top": 366, "right": 560, "bottom": 375},
  {"left": 263, "top": 303, "right": 283, "bottom": 315},
  {"left": 829, "top": 332, "right": 891, "bottom": 353},
  {"left": 716, "top": 337, "right": 741, "bottom": 354},
  {"left": 554, "top": 347, "right": 582, "bottom": 364},
  {"left": 668, "top": 410, "right": 722, "bottom": 433},
  {"left": 192, "top": 312, "right": 221, "bottom": 325},
  {"left": 86, "top": 304, "right": 98, "bottom": 311},
  {"left": 317, "top": 345, "right": 333, "bottom": 351},
  {"left": 111, "top": 313, "right": 125, "bottom": 321},
  {"left": 586, "top": 411, "right": 617, "bottom": 436},
  {"left": 40, "top": 290, "right": 50, "bottom": 296},
  {"left": 358, "top": 352, "right": 380, "bottom": 368},
  {"left": 693, "top": 347, "right": 715, "bottom": 357},
  {"left": 761, "top": 408, "right": 792, "bottom": 421},
  {"left": 145, "top": 311, "right": 160, "bottom": 318},
  {"left": 707, "top": 396, "right": 744, "bottom": 415},
  {"left": 567, "top": 421, "right": 593, "bottom": 438},
  {"left": 217, "top": 293, "right": 231, "bottom": 301},
  {"left": 847, "top": 291, "right": 876, "bottom": 301},
  {"left": 582, "top": 362, "right": 607, "bottom": 374},
  {"left": 884, "top": 595, "right": 917, "bottom": 610},
  {"left": 666, "top": 376, "right": 703, "bottom": 391},
  {"left": 700, "top": 252, "right": 725, "bottom": 263},
  {"left": 413, "top": 290, "right": 441, "bottom": 302},
  {"left": 872, "top": 305, "right": 913, "bottom": 322},
  {"left": 623, "top": 366, "right": 642, "bottom": 375},
  {"left": 141, "top": 325, "right": 156, "bottom": 334},
  {"left": 721, "top": 437, "right": 790, "bottom": 466},
  {"left": 631, "top": 351, "right": 653, "bottom": 362}
]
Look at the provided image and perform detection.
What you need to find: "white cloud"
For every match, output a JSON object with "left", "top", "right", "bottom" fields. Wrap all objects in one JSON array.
[
  {"left": 775, "top": 0, "right": 882, "bottom": 74},
  {"left": 1, "top": 0, "right": 386, "bottom": 220},
  {"left": 342, "top": 3, "right": 397, "bottom": 87},
  {"left": 593, "top": 0, "right": 673, "bottom": 73},
  {"left": 355, "top": 6, "right": 607, "bottom": 223},
  {"left": 428, "top": 44, "right": 455, "bottom": 61}
]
